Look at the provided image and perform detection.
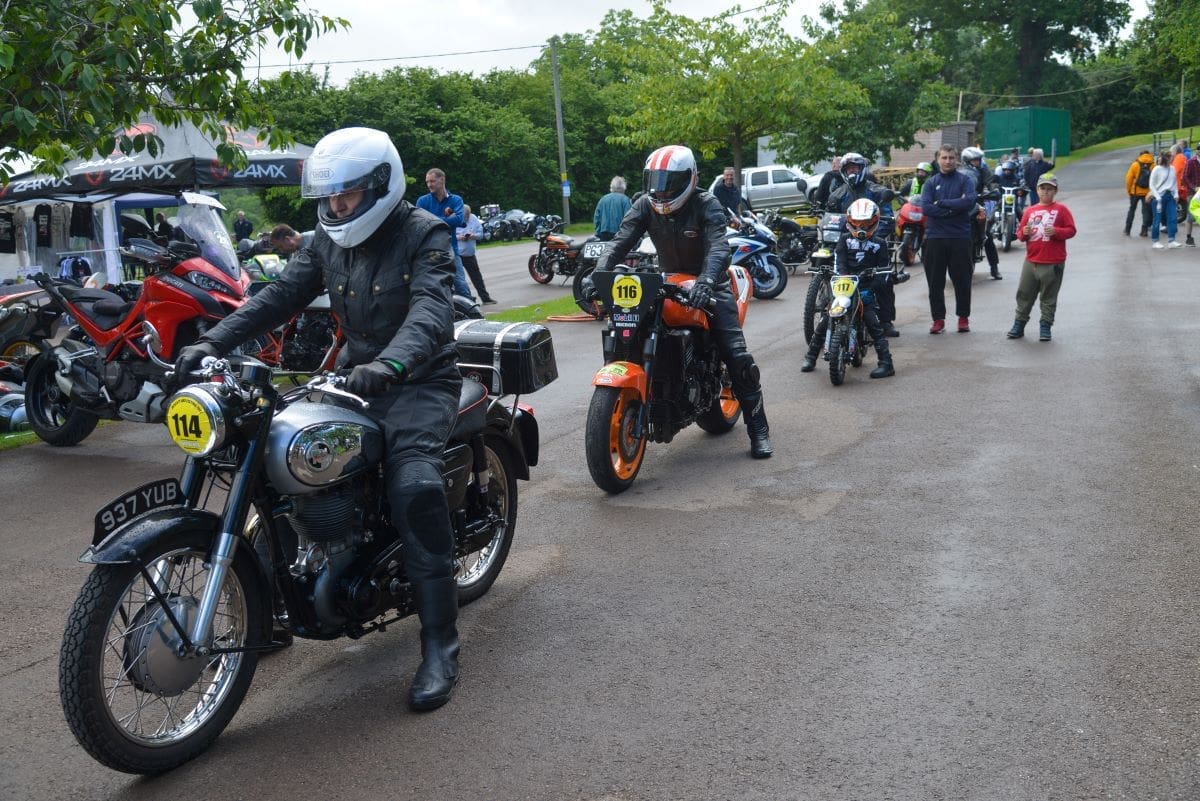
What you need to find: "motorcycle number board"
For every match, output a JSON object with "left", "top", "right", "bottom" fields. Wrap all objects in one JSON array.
[
  {"left": 93, "top": 478, "right": 183, "bottom": 544},
  {"left": 167, "top": 394, "right": 213, "bottom": 454},
  {"left": 583, "top": 242, "right": 608, "bottom": 258}
]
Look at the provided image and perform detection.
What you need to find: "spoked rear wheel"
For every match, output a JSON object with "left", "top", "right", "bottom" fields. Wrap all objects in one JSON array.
[
  {"left": 456, "top": 436, "right": 519, "bottom": 605},
  {"left": 585, "top": 386, "right": 646, "bottom": 494},
  {"left": 59, "top": 543, "right": 266, "bottom": 774},
  {"left": 0, "top": 337, "right": 38, "bottom": 368}
]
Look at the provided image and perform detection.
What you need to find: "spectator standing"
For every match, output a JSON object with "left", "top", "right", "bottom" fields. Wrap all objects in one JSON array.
[
  {"left": 814, "top": 157, "right": 845, "bottom": 207},
  {"left": 1022, "top": 148, "right": 1055, "bottom": 193},
  {"left": 1172, "top": 143, "right": 1190, "bottom": 229},
  {"left": 919, "top": 144, "right": 977, "bottom": 334},
  {"left": 1183, "top": 150, "right": 1200, "bottom": 246},
  {"left": 416, "top": 168, "right": 475, "bottom": 299},
  {"left": 155, "top": 213, "right": 174, "bottom": 241},
  {"left": 1124, "top": 150, "right": 1155, "bottom": 237},
  {"left": 269, "top": 224, "right": 314, "bottom": 255},
  {"left": 1008, "top": 174, "right": 1077, "bottom": 342},
  {"left": 232, "top": 210, "right": 254, "bottom": 241},
  {"left": 593, "top": 176, "right": 632, "bottom": 240},
  {"left": 712, "top": 167, "right": 754, "bottom": 217},
  {"left": 1149, "top": 150, "right": 1181, "bottom": 249},
  {"left": 457, "top": 204, "right": 495, "bottom": 304}
]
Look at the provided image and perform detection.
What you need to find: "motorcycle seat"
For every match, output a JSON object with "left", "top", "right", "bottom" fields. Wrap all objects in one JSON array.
[
  {"left": 58, "top": 286, "right": 135, "bottom": 330},
  {"left": 450, "top": 378, "right": 488, "bottom": 442}
]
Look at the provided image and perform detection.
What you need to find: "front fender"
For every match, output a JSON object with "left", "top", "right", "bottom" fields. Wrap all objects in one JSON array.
[
  {"left": 591, "top": 361, "right": 647, "bottom": 398},
  {"left": 82, "top": 507, "right": 222, "bottom": 565}
]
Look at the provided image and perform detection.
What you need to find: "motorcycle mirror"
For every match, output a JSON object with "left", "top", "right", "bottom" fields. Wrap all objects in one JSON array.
[
  {"left": 878, "top": 188, "right": 896, "bottom": 204},
  {"left": 795, "top": 178, "right": 808, "bottom": 194}
]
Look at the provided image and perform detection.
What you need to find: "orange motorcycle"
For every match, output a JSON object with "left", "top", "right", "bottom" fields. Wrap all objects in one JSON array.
[
  {"left": 527, "top": 222, "right": 597, "bottom": 284},
  {"left": 584, "top": 263, "right": 753, "bottom": 493}
]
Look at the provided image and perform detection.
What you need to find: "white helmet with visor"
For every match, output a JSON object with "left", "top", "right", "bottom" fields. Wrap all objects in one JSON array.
[{"left": 301, "top": 127, "right": 405, "bottom": 248}]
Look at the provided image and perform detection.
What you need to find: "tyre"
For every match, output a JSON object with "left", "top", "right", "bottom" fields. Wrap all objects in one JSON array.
[
  {"left": 585, "top": 386, "right": 646, "bottom": 494},
  {"left": 23, "top": 353, "right": 99, "bottom": 446},
  {"left": 803, "top": 275, "right": 831, "bottom": 345},
  {"left": 572, "top": 264, "right": 600, "bottom": 318},
  {"left": 456, "top": 434, "right": 519, "bottom": 605},
  {"left": 750, "top": 255, "right": 788, "bottom": 300},
  {"left": 59, "top": 542, "right": 266, "bottom": 774},
  {"left": 695, "top": 382, "right": 740, "bottom": 433},
  {"left": 528, "top": 253, "right": 554, "bottom": 284},
  {"left": 1002, "top": 218, "right": 1014, "bottom": 252},
  {"left": 900, "top": 229, "right": 918, "bottom": 266},
  {"left": 828, "top": 320, "right": 848, "bottom": 386},
  {"left": 850, "top": 317, "right": 865, "bottom": 367},
  {"left": 0, "top": 337, "right": 38, "bottom": 368}
]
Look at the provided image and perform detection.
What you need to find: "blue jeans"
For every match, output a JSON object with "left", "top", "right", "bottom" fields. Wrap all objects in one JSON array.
[
  {"left": 1151, "top": 195, "right": 1178, "bottom": 242},
  {"left": 452, "top": 254, "right": 473, "bottom": 298}
]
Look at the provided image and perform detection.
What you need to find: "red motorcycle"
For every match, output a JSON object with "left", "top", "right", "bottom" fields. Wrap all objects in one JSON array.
[
  {"left": 22, "top": 196, "right": 248, "bottom": 446},
  {"left": 894, "top": 194, "right": 926, "bottom": 267}
]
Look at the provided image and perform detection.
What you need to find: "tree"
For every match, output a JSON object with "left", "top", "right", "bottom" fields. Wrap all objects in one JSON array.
[
  {"left": 802, "top": 1, "right": 953, "bottom": 162},
  {"left": 0, "top": 0, "right": 347, "bottom": 180},
  {"left": 595, "top": 0, "right": 863, "bottom": 174},
  {"left": 886, "top": 0, "right": 1129, "bottom": 101}
]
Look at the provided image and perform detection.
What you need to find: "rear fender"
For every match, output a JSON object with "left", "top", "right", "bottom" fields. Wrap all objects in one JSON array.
[
  {"left": 488, "top": 402, "right": 536, "bottom": 478},
  {"left": 592, "top": 361, "right": 647, "bottom": 398}
]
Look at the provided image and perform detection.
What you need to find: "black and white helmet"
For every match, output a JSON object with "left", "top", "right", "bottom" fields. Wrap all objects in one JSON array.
[
  {"left": 642, "top": 145, "right": 698, "bottom": 215},
  {"left": 301, "top": 127, "right": 405, "bottom": 248},
  {"left": 841, "top": 152, "right": 868, "bottom": 186}
]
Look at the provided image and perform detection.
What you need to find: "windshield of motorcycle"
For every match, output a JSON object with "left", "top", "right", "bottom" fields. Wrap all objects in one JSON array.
[{"left": 176, "top": 204, "right": 240, "bottom": 279}]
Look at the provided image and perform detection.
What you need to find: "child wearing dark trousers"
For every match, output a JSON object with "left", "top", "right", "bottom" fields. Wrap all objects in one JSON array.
[{"left": 1008, "top": 174, "right": 1077, "bottom": 342}]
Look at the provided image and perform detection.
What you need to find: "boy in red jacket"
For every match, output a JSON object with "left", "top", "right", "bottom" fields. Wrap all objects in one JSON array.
[{"left": 1008, "top": 174, "right": 1077, "bottom": 342}]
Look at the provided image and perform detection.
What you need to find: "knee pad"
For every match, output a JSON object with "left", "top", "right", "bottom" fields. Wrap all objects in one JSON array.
[
  {"left": 387, "top": 459, "right": 453, "bottom": 559},
  {"left": 728, "top": 353, "right": 760, "bottom": 393}
]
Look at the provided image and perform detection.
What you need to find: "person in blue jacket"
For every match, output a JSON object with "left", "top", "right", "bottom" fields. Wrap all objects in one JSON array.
[
  {"left": 416, "top": 168, "right": 474, "bottom": 300},
  {"left": 920, "top": 144, "right": 977, "bottom": 334}
]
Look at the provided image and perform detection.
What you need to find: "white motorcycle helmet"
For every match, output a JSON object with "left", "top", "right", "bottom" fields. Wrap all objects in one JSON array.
[
  {"left": 961, "top": 146, "right": 985, "bottom": 165},
  {"left": 642, "top": 145, "right": 698, "bottom": 215},
  {"left": 846, "top": 198, "right": 881, "bottom": 241},
  {"left": 301, "top": 127, "right": 405, "bottom": 248}
]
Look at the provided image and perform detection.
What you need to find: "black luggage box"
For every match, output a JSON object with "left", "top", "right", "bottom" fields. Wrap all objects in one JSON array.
[{"left": 453, "top": 319, "right": 558, "bottom": 395}]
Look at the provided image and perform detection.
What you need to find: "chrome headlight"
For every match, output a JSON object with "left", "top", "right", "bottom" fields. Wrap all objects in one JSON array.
[{"left": 164, "top": 384, "right": 228, "bottom": 456}]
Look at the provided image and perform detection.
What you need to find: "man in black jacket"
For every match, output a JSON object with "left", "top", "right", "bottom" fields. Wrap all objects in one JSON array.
[
  {"left": 178, "top": 127, "right": 463, "bottom": 713},
  {"left": 961, "top": 146, "right": 1002, "bottom": 279},
  {"left": 712, "top": 166, "right": 753, "bottom": 217},
  {"left": 595, "top": 144, "right": 773, "bottom": 458},
  {"left": 814, "top": 156, "right": 845, "bottom": 207}
]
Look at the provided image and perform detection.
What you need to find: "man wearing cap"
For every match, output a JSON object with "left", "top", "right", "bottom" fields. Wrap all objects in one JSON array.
[{"left": 1009, "top": 174, "right": 1076, "bottom": 342}]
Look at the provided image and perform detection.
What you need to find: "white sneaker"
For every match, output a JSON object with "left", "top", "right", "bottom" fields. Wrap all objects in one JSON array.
[
  {"left": 1153, "top": 242, "right": 1165, "bottom": 249},
  {"left": 1168, "top": 240, "right": 1183, "bottom": 248}
]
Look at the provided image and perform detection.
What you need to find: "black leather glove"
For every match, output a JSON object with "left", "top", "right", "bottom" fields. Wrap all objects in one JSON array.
[
  {"left": 688, "top": 277, "right": 714, "bottom": 308},
  {"left": 176, "top": 342, "right": 220, "bottom": 376},
  {"left": 345, "top": 360, "right": 400, "bottom": 397}
]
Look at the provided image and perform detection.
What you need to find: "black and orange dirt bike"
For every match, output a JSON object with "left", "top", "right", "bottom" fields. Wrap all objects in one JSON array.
[{"left": 583, "top": 263, "right": 753, "bottom": 493}]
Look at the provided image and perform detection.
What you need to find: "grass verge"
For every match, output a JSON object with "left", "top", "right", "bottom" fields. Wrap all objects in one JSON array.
[
  {"left": 484, "top": 294, "right": 591, "bottom": 322},
  {"left": 0, "top": 430, "right": 39, "bottom": 452}
]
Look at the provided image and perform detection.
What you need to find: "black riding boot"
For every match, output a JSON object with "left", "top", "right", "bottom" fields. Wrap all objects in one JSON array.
[
  {"left": 409, "top": 577, "right": 460, "bottom": 711},
  {"left": 739, "top": 391, "right": 773, "bottom": 458},
  {"left": 869, "top": 339, "right": 895, "bottom": 379}
]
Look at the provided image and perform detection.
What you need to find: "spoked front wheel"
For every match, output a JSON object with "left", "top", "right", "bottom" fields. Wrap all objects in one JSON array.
[
  {"left": 585, "top": 386, "right": 646, "bottom": 494},
  {"left": 59, "top": 543, "right": 267, "bottom": 774},
  {"left": 803, "top": 275, "right": 831, "bottom": 345},
  {"left": 828, "top": 319, "right": 849, "bottom": 386}
]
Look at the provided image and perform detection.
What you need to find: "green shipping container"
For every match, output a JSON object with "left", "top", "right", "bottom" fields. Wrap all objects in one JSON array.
[{"left": 983, "top": 106, "right": 1071, "bottom": 159}]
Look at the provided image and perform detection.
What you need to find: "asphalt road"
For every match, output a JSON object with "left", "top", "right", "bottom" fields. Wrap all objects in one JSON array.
[{"left": 1, "top": 150, "right": 1198, "bottom": 800}]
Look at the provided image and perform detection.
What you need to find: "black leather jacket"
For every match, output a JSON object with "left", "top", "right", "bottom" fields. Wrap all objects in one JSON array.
[
  {"left": 598, "top": 191, "right": 731, "bottom": 284},
  {"left": 201, "top": 201, "right": 457, "bottom": 379}
]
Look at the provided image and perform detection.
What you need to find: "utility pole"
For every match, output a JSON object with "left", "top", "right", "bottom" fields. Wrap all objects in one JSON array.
[
  {"left": 550, "top": 37, "right": 570, "bottom": 224},
  {"left": 1181, "top": 72, "right": 1186, "bottom": 131}
]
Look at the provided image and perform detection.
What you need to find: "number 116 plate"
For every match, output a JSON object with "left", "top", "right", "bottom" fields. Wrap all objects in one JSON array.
[{"left": 93, "top": 478, "right": 183, "bottom": 544}]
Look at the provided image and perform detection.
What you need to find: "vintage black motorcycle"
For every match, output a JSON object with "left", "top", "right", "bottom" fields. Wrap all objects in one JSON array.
[{"left": 58, "top": 319, "right": 557, "bottom": 774}]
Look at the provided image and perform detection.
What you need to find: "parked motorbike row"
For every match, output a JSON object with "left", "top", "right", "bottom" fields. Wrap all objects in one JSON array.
[{"left": 479, "top": 205, "right": 561, "bottom": 242}]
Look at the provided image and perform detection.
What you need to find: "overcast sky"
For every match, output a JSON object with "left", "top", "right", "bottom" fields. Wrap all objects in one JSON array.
[{"left": 256, "top": 0, "right": 1150, "bottom": 86}]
